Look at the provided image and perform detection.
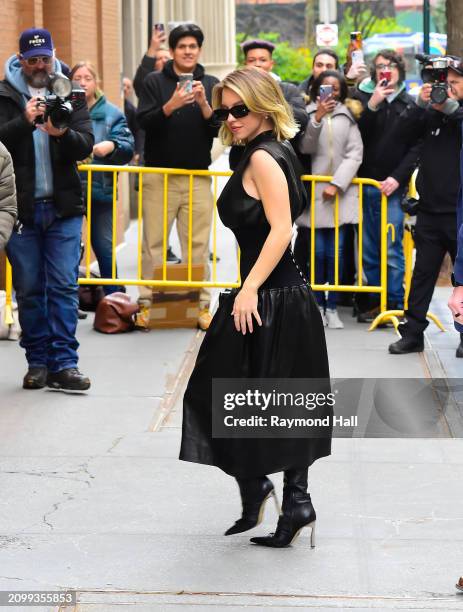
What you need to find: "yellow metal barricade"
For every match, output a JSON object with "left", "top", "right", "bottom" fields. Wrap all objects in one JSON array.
[
  {"left": 78, "top": 164, "right": 237, "bottom": 289},
  {"left": 1, "top": 167, "right": 446, "bottom": 335},
  {"left": 301, "top": 175, "right": 389, "bottom": 319}
]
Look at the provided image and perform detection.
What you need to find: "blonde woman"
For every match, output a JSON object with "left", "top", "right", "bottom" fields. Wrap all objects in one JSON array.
[{"left": 179, "top": 68, "right": 332, "bottom": 548}]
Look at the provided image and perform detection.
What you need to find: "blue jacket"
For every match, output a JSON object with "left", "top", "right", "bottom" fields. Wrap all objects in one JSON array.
[{"left": 84, "top": 94, "right": 134, "bottom": 204}]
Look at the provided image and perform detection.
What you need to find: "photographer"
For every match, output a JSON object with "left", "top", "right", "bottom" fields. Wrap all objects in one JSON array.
[
  {"left": 389, "top": 57, "right": 463, "bottom": 356},
  {"left": 0, "top": 28, "right": 93, "bottom": 390}
]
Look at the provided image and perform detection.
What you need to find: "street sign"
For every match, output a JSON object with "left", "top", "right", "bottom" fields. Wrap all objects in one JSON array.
[{"left": 316, "top": 23, "right": 339, "bottom": 47}]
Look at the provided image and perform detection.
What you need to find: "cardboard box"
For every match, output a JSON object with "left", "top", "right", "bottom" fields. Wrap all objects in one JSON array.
[{"left": 148, "top": 263, "right": 204, "bottom": 329}]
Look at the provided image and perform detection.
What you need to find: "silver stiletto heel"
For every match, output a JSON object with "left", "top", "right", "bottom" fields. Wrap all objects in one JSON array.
[
  {"left": 309, "top": 520, "right": 316, "bottom": 548},
  {"left": 271, "top": 489, "right": 282, "bottom": 515}
]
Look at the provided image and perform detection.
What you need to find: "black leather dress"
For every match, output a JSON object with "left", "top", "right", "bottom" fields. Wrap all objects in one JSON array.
[{"left": 179, "top": 131, "right": 332, "bottom": 478}]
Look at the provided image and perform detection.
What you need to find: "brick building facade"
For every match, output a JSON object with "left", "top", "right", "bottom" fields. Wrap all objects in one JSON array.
[{"left": 0, "top": 0, "right": 122, "bottom": 107}]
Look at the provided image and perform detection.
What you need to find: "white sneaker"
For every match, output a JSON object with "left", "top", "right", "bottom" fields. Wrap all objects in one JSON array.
[
  {"left": 326, "top": 308, "right": 344, "bottom": 329},
  {"left": 318, "top": 306, "right": 328, "bottom": 327}
]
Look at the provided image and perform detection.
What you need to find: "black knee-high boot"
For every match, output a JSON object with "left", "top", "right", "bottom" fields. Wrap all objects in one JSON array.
[
  {"left": 224, "top": 476, "right": 280, "bottom": 536},
  {"left": 250, "top": 468, "right": 316, "bottom": 548}
]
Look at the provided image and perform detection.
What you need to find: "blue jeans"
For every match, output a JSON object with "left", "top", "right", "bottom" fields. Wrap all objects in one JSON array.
[
  {"left": 6, "top": 201, "right": 82, "bottom": 372},
  {"left": 91, "top": 200, "right": 123, "bottom": 295},
  {"left": 362, "top": 185, "right": 405, "bottom": 307},
  {"left": 314, "top": 226, "right": 346, "bottom": 310}
]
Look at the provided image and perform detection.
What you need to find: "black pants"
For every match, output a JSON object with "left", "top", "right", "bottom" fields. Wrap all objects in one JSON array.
[{"left": 400, "top": 211, "right": 457, "bottom": 338}]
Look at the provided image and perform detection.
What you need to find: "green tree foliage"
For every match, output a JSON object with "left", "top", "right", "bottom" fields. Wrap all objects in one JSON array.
[
  {"left": 236, "top": 31, "right": 313, "bottom": 84},
  {"left": 335, "top": 8, "right": 410, "bottom": 63}
]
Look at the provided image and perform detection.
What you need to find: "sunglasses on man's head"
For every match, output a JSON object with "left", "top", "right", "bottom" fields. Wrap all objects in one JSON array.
[
  {"left": 213, "top": 104, "right": 250, "bottom": 122},
  {"left": 22, "top": 56, "right": 53, "bottom": 66}
]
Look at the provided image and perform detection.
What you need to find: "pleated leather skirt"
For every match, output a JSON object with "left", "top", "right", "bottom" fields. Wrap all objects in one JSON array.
[{"left": 179, "top": 283, "right": 332, "bottom": 478}]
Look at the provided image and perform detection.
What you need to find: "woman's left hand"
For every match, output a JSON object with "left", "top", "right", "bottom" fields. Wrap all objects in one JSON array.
[
  {"left": 231, "top": 286, "right": 262, "bottom": 334},
  {"left": 322, "top": 184, "right": 338, "bottom": 200},
  {"left": 93, "top": 140, "right": 115, "bottom": 157}
]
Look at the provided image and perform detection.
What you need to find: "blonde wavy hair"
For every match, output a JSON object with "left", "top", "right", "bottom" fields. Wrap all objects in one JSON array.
[
  {"left": 212, "top": 67, "right": 298, "bottom": 146},
  {"left": 70, "top": 61, "right": 103, "bottom": 98}
]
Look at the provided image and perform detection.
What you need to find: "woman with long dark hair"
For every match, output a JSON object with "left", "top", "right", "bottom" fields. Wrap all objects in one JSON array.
[
  {"left": 297, "top": 70, "right": 363, "bottom": 329},
  {"left": 179, "top": 67, "right": 332, "bottom": 548}
]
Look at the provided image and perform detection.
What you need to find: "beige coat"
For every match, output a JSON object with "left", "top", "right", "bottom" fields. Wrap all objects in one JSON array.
[
  {"left": 296, "top": 101, "right": 363, "bottom": 228},
  {"left": 0, "top": 142, "right": 16, "bottom": 250}
]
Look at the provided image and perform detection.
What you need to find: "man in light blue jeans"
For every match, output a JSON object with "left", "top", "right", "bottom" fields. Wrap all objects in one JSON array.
[{"left": 0, "top": 28, "right": 94, "bottom": 390}]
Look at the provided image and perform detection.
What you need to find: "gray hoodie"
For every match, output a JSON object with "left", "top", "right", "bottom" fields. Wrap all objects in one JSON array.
[{"left": 4, "top": 55, "right": 63, "bottom": 200}]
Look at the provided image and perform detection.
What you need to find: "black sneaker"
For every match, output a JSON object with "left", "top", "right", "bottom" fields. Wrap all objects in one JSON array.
[
  {"left": 23, "top": 366, "right": 47, "bottom": 389},
  {"left": 457, "top": 339, "right": 463, "bottom": 359},
  {"left": 47, "top": 368, "right": 91, "bottom": 391},
  {"left": 166, "top": 246, "right": 181, "bottom": 264},
  {"left": 388, "top": 336, "right": 424, "bottom": 354}
]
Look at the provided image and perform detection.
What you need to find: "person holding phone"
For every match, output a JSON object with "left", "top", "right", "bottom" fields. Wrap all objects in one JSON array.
[
  {"left": 137, "top": 24, "right": 219, "bottom": 330},
  {"left": 352, "top": 50, "right": 421, "bottom": 321},
  {"left": 296, "top": 71, "right": 363, "bottom": 329},
  {"left": 133, "top": 23, "right": 169, "bottom": 98}
]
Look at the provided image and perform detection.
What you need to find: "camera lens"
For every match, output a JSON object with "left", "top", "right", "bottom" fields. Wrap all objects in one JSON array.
[{"left": 430, "top": 84, "right": 448, "bottom": 104}]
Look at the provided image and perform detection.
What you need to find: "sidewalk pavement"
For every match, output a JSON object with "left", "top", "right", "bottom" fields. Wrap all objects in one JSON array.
[{"left": 1, "top": 158, "right": 463, "bottom": 610}]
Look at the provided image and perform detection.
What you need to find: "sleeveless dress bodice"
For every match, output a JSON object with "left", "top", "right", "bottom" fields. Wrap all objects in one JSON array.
[{"left": 217, "top": 131, "right": 307, "bottom": 289}]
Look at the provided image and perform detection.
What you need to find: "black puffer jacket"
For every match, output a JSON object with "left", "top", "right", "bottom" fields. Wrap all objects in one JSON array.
[
  {"left": 353, "top": 84, "right": 421, "bottom": 187},
  {"left": 137, "top": 60, "right": 219, "bottom": 169},
  {"left": 0, "top": 80, "right": 94, "bottom": 226}
]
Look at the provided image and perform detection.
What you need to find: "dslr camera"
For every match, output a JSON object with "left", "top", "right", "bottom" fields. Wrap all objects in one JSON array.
[
  {"left": 35, "top": 73, "right": 86, "bottom": 130},
  {"left": 416, "top": 54, "right": 450, "bottom": 104}
]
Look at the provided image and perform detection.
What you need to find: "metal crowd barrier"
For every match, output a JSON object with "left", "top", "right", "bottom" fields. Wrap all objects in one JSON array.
[
  {"left": 301, "top": 175, "right": 389, "bottom": 317},
  {"left": 2, "top": 166, "right": 444, "bottom": 333}
]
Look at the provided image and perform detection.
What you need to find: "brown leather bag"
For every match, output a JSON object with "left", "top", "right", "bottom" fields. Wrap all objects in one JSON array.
[{"left": 94, "top": 292, "right": 140, "bottom": 334}]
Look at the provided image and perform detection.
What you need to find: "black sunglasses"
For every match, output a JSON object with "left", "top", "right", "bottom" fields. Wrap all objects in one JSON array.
[{"left": 213, "top": 104, "right": 250, "bottom": 122}]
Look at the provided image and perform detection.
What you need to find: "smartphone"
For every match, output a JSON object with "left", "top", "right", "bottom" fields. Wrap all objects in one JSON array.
[
  {"left": 379, "top": 69, "right": 392, "bottom": 85},
  {"left": 319, "top": 84, "right": 333, "bottom": 102},
  {"left": 178, "top": 73, "right": 194, "bottom": 94},
  {"left": 351, "top": 50, "right": 364, "bottom": 65},
  {"left": 154, "top": 23, "right": 165, "bottom": 33}
]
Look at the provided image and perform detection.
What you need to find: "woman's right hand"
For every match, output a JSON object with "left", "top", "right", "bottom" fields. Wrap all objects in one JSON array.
[
  {"left": 231, "top": 285, "right": 262, "bottom": 335},
  {"left": 314, "top": 96, "right": 336, "bottom": 123}
]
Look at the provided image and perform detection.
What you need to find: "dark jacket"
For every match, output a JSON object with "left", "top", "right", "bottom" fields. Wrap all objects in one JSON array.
[
  {"left": 397, "top": 98, "right": 463, "bottom": 214},
  {"left": 137, "top": 60, "right": 219, "bottom": 169},
  {"left": 353, "top": 81, "right": 421, "bottom": 187},
  {"left": 133, "top": 54, "right": 157, "bottom": 99},
  {"left": 81, "top": 94, "right": 134, "bottom": 205},
  {"left": 124, "top": 98, "right": 144, "bottom": 156},
  {"left": 0, "top": 61, "right": 94, "bottom": 225},
  {"left": 279, "top": 81, "right": 308, "bottom": 132}
]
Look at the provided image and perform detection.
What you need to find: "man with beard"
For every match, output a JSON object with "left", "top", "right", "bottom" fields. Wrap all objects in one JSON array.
[{"left": 0, "top": 28, "right": 93, "bottom": 390}]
